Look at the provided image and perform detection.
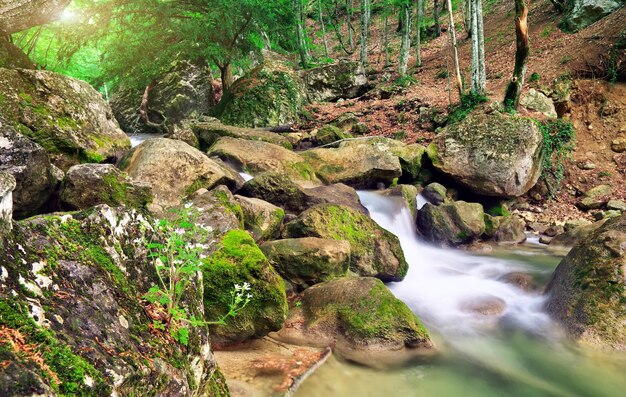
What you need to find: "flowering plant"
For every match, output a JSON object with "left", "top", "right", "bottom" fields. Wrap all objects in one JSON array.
[{"left": 143, "top": 204, "right": 252, "bottom": 345}]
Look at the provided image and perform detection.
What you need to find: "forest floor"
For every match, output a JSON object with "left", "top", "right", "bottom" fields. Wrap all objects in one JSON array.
[{"left": 304, "top": 0, "right": 626, "bottom": 224}]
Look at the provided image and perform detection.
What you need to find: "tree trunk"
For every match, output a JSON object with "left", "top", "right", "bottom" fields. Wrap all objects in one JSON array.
[
  {"left": 359, "top": 0, "right": 371, "bottom": 72},
  {"left": 415, "top": 0, "right": 422, "bottom": 67},
  {"left": 434, "top": 0, "right": 441, "bottom": 37},
  {"left": 318, "top": 0, "right": 330, "bottom": 57},
  {"left": 470, "top": 0, "right": 486, "bottom": 94},
  {"left": 446, "top": 0, "right": 463, "bottom": 97},
  {"left": 220, "top": 63, "right": 234, "bottom": 93},
  {"left": 379, "top": 7, "right": 390, "bottom": 67},
  {"left": 477, "top": 0, "right": 486, "bottom": 89},
  {"left": 503, "top": 0, "right": 530, "bottom": 109},
  {"left": 464, "top": 0, "right": 472, "bottom": 38},
  {"left": 398, "top": 2, "right": 412, "bottom": 76},
  {"left": 294, "top": 0, "right": 310, "bottom": 68},
  {"left": 347, "top": 0, "right": 354, "bottom": 49}
]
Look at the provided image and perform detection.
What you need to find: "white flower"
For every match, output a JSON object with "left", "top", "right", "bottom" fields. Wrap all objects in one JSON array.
[
  {"left": 242, "top": 282, "right": 251, "bottom": 291},
  {"left": 184, "top": 202, "right": 193, "bottom": 209},
  {"left": 246, "top": 293, "right": 252, "bottom": 299},
  {"left": 234, "top": 284, "right": 241, "bottom": 291},
  {"left": 199, "top": 254, "right": 207, "bottom": 259},
  {"left": 174, "top": 228, "right": 185, "bottom": 235},
  {"left": 132, "top": 238, "right": 142, "bottom": 244}
]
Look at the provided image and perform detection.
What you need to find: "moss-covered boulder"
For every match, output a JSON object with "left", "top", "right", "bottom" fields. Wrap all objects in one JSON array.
[
  {"left": 260, "top": 238, "right": 350, "bottom": 290},
  {"left": 235, "top": 195, "right": 284, "bottom": 242},
  {"left": 0, "top": 0, "right": 70, "bottom": 34},
  {"left": 300, "top": 60, "right": 369, "bottom": 102},
  {"left": 213, "top": 53, "right": 305, "bottom": 128},
  {"left": 202, "top": 230, "right": 288, "bottom": 345},
  {"left": 273, "top": 277, "right": 433, "bottom": 367},
  {"left": 417, "top": 201, "right": 486, "bottom": 246},
  {"left": 427, "top": 110, "right": 543, "bottom": 197},
  {"left": 0, "top": 119, "right": 56, "bottom": 218},
  {"left": 187, "top": 186, "right": 244, "bottom": 237},
  {"left": 380, "top": 185, "right": 419, "bottom": 219},
  {"left": 282, "top": 204, "right": 408, "bottom": 281},
  {"left": 207, "top": 137, "right": 318, "bottom": 183},
  {"left": 0, "top": 68, "right": 130, "bottom": 170},
  {"left": 422, "top": 182, "right": 447, "bottom": 206},
  {"left": 238, "top": 172, "right": 367, "bottom": 214},
  {"left": 111, "top": 60, "right": 216, "bottom": 135},
  {"left": 561, "top": 0, "right": 625, "bottom": 32},
  {"left": 312, "top": 125, "right": 352, "bottom": 146},
  {"left": 301, "top": 142, "right": 402, "bottom": 189},
  {"left": 0, "top": 205, "right": 228, "bottom": 396},
  {"left": 577, "top": 184, "right": 613, "bottom": 210},
  {"left": 545, "top": 213, "right": 626, "bottom": 350},
  {"left": 60, "top": 164, "right": 152, "bottom": 210},
  {"left": 193, "top": 118, "right": 292, "bottom": 149},
  {"left": 119, "top": 138, "right": 243, "bottom": 210},
  {"left": 485, "top": 215, "right": 527, "bottom": 244}
]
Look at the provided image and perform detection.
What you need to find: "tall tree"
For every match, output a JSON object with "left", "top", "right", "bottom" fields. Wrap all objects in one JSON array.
[
  {"left": 398, "top": 0, "right": 412, "bottom": 76},
  {"left": 470, "top": 0, "right": 486, "bottom": 94},
  {"left": 359, "top": 0, "right": 371, "bottom": 72},
  {"left": 434, "top": 0, "right": 441, "bottom": 37},
  {"left": 415, "top": 0, "right": 423, "bottom": 67},
  {"left": 294, "top": 0, "right": 311, "bottom": 68},
  {"left": 347, "top": 0, "right": 355, "bottom": 49},
  {"left": 503, "top": 0, "right": 530, "bottom": 109},
  {"left": 317, "top": 0, "right": 330, "bottom": 57},
  {"left": 445, "top": 0, "right": 463, "bottom": 97}
]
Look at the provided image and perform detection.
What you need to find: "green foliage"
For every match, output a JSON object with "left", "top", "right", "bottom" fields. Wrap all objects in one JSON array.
[
  {"left": 537, "top": 119, "right": 575, "bottom": 198},
  {"left": 529, "top": 72, "right": 541, "bottom": 83},
  {"left": 143, "top": 205, "right": 251, "bottom": 345},
  {"left": 607, "top": 30, "right": 626, "bottom": 84},
  {"left": 393, "top": 75, "right": 418, "bottom": 88},
  {"left": 447, "top": 92, "right": 489, "bottom": 124}
]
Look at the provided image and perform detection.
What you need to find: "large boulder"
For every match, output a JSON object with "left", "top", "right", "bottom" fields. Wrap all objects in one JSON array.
[
  {"left": 545, "top": 214, "right": 626, "bottom": 350},
  {"left": 60, "top": 164, "right": 152, "bottom": 210},
  {"left": 562, "top": 0, "right": 625, "bottom": 32},
  {"left": 235, "top": 195, "right": 285, "bottom": 242},
  {"left": 428, "top": 110, "right": 543, "bottom": 197},
  {"left": 0, "top": 206, "right": 228, "bottom": 396},
  {"left": 282, "top": 204, "right": 408, "bottom": 281},
  {"left": 520, "top": 88, "right": 557, "bottom": 118},
  {"left": 417, "top": 201, "right": 486, "bottom": 246},
  {"left": 0, "top": 119, "right": 56, "bottom": 218},
  {"left": 301, "top": 142, "right": 402, "bottom": 189},
  {"left": 0, "top": 68, "right": 130, "bottom": 169},
  {"left": 110, "top": 60, "right": 216, "bottom": 135},
  {"left": 212, "top": 53, "right": 306, "bottom": 128},
  {"left": 203, "top": 230, "right": 288, "bottom": 345},
  {"left": 0, "top": 0, "right": 70, "bottom": 34},
  {"left": 192, "top": 118, "right": 292, "bottom": 149},
  {"left": 119, "top": 138, "right": 243, "bottom": 210},
  {"left": 273, "top": 277, "right": 433, "bottom": 367},
  {"left": 0, "top": 172, "right": 15, "bottom": 234},
  {"left": 238, "top": 172, "right": 367, "bottom": 214},
  {"left": 187, "top": 186, "right": 244, "bottom": 238},
  {"left": 300, "top": 60, "right": 369, "bottom": 102},
  {"left": 260, "top": 238, "right": 350, "bottom": 290},
  {"left": 207, "top": 137, "right": 318, "bottom": 183}
]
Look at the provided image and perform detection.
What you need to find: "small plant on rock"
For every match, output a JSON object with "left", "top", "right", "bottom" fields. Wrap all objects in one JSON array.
[
  {"left": 142, "top": 204, "right": 252, "bottom": 345},
  {"left": 537, "top": 119, "right": 575, "bottom": 198}
]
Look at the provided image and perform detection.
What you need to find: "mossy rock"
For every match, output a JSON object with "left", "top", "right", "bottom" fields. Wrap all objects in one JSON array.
[
  {"left": 192, "top": 118, "right": 292, "bottom": 149},
  {"left": 60, "top": 163, "right": 153, "bottom": 210},
  {"left": 417, "top": 201, "right": 486, "bottom": 246},
  {"left": 313, "top": 125, "right": 352, "bottom": 146},
  {"left": 545, "top": 213, "right": 626, "bottom": 350},
  {"left": 282, "top": 204, "right": 408, "bottom": 281},
  {"left": 0, "top": 68, "right": 130, "bottom": 170},
  {"left": 0, "top": 205, "right": 226, "bottom": 396},
  {"left": 186, "top": 186, "right": 244, "bottom": 237},
  {"left": 202, "top": 230, "right": 288, "bottom": 345},
  {"left": 235, "top": 195, "right": 285, "bottom": 242},
  {"left": 422, "top": 182, "right": 447, "bottom": 206},
  {"left": 300, "top": 60, "right": 369, "bottom": 102},
  {"left": 379, "top": 185, "right": 419, "bottom": 219}
]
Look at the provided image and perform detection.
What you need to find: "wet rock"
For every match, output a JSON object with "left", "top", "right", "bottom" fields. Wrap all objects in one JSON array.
[
  {"left": 422, "top": 182, "right": 447, "bottom": 205},
  {"left": 428, "top": 110, "right": 543, "bottom": 197},
  {"left": 208, "top": 137, "right": 318, "bottom": 184},
  {"left": 548, "top": 219, "right": 606, "bottom": 255},
  {"left": 500, "top": 272, "right": 538, "bottom": 292},
  {"left": 577, "top": 184, "right": 613, "bottom": 210},
  {"left": 380, "top": 184, "right": 419, "bottom": 219},
  {"left": 545, "top": 224, "right": 565, "bottom": 237},
  {"left": 239, "top": 172, "right": 366, "bottom": 215},
  {"left": 235, "top": 195, "right": 285, "bottom": 242},
  {"left": 260, "top": 238, "right": 350, "bottom": 290},
  {"left": 493, "top": 216, "right": 527, "bottom": 244},
  {"left": 282, "top": 204, "right": 408, "bottom": 281},
  {"left": 0, "top": 0, "right": 70, "bottom": 34},
  {"left": 0, "top": 205, "right": 227, "bottom": 396},
  {"left": 540, "top": 236, "right": 554, "bottom": 244},
  {"left": 203, "top": 230, "right": 288, "bottom": 345},
  {"left": 459, "top": 295, "right": 507, "bottom": 316},
  {"left": 273, "top": 277, "right": 434, "bottom": 367},
  {"left": 60, "top": 164, "right": 152, "bottom": 210},
  {"left": 193, "top": 118, "right": 292, "bottom": 149},
  {"left": 300, "top": 60, "right": 369, "bottom": 102},
  {"left": 520, "top": 88, "right": 557, "bottom": 118},
  {"left": 0, "top": 68, "right": 130, "bottom": 169},
  {"left": 0, "top": 119, "right": 55, "bottom": 218},
  {"left": 545, "top": 213, "right": 626, "bottom": 350},
  {"left": 119, "top": 138, "right": 243, "bottom": 210},
  {"left": 417, "top": 201, "right": 486, "bottom": 246},
  {"left": 111, "top": 60, "right": 216, "bottom": 135}
]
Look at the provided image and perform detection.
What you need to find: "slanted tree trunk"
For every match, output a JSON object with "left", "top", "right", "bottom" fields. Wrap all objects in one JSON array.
[
  {"left": 398, "top": 2, "right": 412, "bottom": 76},
  {"left": 503, "top": 0, "right": 530, "bottom": 109},
  {"left": 446, "top": 0, "right": 463, "bottom": 97},
  {"left": 434, "top": 0, "right": 441, "bottom": 37},
  {"left": 379, "top": 3, "right": 391, "bottom": 67},
  {"left": 359, "top": 0, "right": 371, "bottom": 72},
  {"left": 317, "top": 0, "right": 330, "bottom": 57},
  {"left": 470, "top": 0, "right": 486, "bottom": 94},
  {"left": 415, "top": 0, "right": 423, "bottom": 67}
]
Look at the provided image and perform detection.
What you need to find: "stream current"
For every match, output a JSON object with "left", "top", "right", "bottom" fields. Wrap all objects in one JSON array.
[{"left": 295, "top": 191, "right": 626, "bottom": 397}]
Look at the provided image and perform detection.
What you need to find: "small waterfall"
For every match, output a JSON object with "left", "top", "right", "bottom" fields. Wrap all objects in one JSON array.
[{"left": 239, "top": 172, "right": 254, "bottom": 182}]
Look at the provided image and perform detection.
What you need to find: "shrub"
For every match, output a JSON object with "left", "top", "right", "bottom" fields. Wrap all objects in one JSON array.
[{"left": 537, "top": 119, "right": 575, "bottom": 198}]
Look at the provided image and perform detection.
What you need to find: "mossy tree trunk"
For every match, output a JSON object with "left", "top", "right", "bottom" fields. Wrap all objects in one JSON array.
[
  {"left": 294, "top": 0, "right": 311, "bottom": 68},
  {"left": 503, "top": 0, "right": 530, "bottom": 109},
  {"left": 398, "top": 1, "right": 412, "bottom": 76}
]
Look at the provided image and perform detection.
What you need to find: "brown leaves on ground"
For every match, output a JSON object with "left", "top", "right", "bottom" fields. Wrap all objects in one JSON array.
[{"left": 0, "top": 326, "right": 60, "bottom": 385}]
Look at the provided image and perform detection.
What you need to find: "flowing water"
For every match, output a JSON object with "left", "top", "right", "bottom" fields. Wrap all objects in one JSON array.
[
  {"left": 296, "top": 191, "right": 626, "bottom": 397},
  {"left": 128, "top": 133, "right": 164, "bottom": 147}
]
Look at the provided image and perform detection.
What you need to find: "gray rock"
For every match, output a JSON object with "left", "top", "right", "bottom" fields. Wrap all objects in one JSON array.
[
  {"left": 520, "top": 88, "right": 557, "bottom": 118},
  {"left": 193, "top": 118, "right": 292, "bottom": 149},
  {"left": 577, "top": 184, "right": 613, "bottom": 210},
  {"left": 422, "top": 182, "right": 447, "bottom": 205},
  {"left": 607, "top": 200, "right": 626, "bottom": 211},
  {"left": 235, "top": 195, "right": 285, "bottom": 242},
  {"left": 300, "top": 60, "right": 369, "bottom": 102},
  {"left": 417, "top": 201, "right": 486, "bottom": 246},
  {"left": 563, "top": 0, "right": 625, "bottom": 32},
  {"left": 0, "top": 171, "right": 16, "bottom": 233},
  {"left": 611, "top": 137, "right": 626, "bottom": 153}
]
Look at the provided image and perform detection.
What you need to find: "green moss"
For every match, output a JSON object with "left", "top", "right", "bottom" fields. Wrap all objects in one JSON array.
[
  {"left": 206, "top": 367, "right": 230, "bottom": 397},
  {"left": 486, "top": 203, "right": 510, "bottom": 217},
  {"left": 0, "top": 299, "right": 110, "bottom": 396},
  {"left": 290, "top": 161, "right": 316, "bottom": 181},
  {"left": 213, "top": 190, "right": 244, "bottom": 227}
]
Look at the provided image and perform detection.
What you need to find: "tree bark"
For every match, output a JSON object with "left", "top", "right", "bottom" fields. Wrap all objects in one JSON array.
[
  {"left": 470, "top": 0, "right": 486, "bottom": 94},
  {"left": 434, "top": 0, "right": 441, "bottom": 37},
  {"left": 446, "top": 0, "right": 463, "bottom": 97},
  {"left": 464, "top": 0, "right": 472, "bottom": 38},
  {"left": 398, "top": 2, "right": 412, "bottom": 76},
  {"left": 347, "top": 0, "right": 354, "bottom": 49},
  {"left": 219, "top": 63, "right": 234, "bottom": 93},
  {"left": 503, "top": 0, "right": 530, "bottom": 109},
  {"left": 294, "top": 0, "right": 310, "bottom": 68},
  {"left": 359, "top": 0, "right": 371, "bottom": 72},
  {"left": 415, "top": 0, "right": 422, "bottom": 67},
  {"left": 317, "top": 0, "right": 330, "bottom": 57}
]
